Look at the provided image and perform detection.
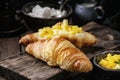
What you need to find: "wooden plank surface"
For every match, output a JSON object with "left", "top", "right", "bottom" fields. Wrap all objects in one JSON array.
[
  {"left": 0, "top": 37, "right": 20, "bottom": 80},
  {"left": 82, "top": 22, "right": 120, "bottom": 58},
  {"left": 0, "top": 37, "right": 20, "bottom": 60},
  {"left": 0, "top": 54, "right": 63, "bottom": 80},
  {"left": 0, "top": 22, "right": 120, "bottom": 80}
]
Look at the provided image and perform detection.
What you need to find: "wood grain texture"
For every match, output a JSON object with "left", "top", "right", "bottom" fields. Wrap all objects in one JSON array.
[
  {"left": 82, "top": 22, "right": 120, "bottom": 58},
  {"left": 0, "top": 37, "right": 20, "bottom": 80},
  {"left": 0, "top": 37, "right": 20, "bottom": 60},
  {"left": 0, "top": 54, "right": 64, "bottom": 80}
]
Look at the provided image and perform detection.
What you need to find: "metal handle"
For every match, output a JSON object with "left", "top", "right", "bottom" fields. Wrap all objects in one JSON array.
[
  {"left": 94, "top": 6, "right": 104, "bottom": 19},
  {"left": 59, "top": 0, "right": 69, "bottom": 11}
]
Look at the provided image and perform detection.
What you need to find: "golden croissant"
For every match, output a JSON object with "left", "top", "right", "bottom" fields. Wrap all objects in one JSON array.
[
  {"left": 19, "top": 21, "right": 96, "bottom": 48},
  {"left": 19, "top": 32, "right": 96, "bottom": 48},
  {"left": 25, "top": 38, "right": 93, "bottom": 72}
]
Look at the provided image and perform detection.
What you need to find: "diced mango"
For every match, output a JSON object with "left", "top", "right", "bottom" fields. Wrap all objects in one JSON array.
[
  {"left": 38, "top": 19, "right": 83, "bottom": 38},
  {"left": 99, "top": 53, "right": 120, "bottom": 69}
]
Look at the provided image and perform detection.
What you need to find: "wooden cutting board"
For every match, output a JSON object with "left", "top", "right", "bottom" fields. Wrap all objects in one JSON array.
[
  {"left": 0, "top": 54, "right": 78, "bottom": 80},
  {"left": 0, "top": 22, "right": 120, "bottom": 80}
]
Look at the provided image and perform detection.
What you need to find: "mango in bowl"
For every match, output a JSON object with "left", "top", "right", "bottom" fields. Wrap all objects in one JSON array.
[{"left": 93, "top": 50, "right": 120, "bottom": 77}]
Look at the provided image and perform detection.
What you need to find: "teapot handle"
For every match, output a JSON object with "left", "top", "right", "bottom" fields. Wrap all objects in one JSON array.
[{"left": 94, "top": 6, "right": 104, "bottom": 19}]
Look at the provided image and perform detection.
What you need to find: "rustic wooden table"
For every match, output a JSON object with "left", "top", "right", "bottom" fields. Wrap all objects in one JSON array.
[{"left": 0, "top": 22, "right": 120, "bottom": 80}]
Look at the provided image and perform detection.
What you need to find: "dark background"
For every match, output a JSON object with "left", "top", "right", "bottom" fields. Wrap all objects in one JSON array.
[{"left": 0, "top": 0, "right": 120, "bottom": 31}]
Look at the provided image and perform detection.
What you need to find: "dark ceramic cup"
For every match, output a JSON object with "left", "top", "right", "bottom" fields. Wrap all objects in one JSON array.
[{"left": 72, "top": 2, "right": 104, "bottom": 26}]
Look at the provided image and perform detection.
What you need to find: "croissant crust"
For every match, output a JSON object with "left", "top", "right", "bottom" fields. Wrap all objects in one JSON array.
[{"left": 25, "top": 38, "right": 93, "bottom": 72}]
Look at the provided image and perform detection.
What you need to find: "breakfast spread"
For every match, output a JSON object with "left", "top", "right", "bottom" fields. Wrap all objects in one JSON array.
[
  {"left": 19, "top": 19, "right": 97, "bottom": 72},
  {"left": 19, "top": 19, "right": 97, "bottom": 48},
  {"left": 99, "top": 53, "right": 120, "bottom": 69}
]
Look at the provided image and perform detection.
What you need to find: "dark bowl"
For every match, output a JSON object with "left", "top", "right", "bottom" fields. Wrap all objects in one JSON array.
[
  {"left": 93, "top": 50, "right": 120, "bottom": 77},
  {"left": 22, "top": 1, "right": 72, "bottom": 31}
]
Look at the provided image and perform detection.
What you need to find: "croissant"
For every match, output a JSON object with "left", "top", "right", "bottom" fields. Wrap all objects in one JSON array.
[
  {"left": 19, "top": 32, "right": 38, "bottom": 46},
  {"left": 25, "top": 38, "right": 93, "bottom": 72},
  {"left": 19, "top": 31, "right": 96, "bottom": 48},
  {"left": 19, "top": 19, "right": 96, "bottom": 47}
]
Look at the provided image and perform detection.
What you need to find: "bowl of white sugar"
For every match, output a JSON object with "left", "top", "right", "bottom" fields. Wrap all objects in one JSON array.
[{"left": 22, "top": 1, "right": 72, "bottom": 31}]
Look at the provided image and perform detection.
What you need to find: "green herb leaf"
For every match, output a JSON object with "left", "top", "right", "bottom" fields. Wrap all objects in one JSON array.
[{"left": 118, "top": 60, "right": 120, "bottom": 64}]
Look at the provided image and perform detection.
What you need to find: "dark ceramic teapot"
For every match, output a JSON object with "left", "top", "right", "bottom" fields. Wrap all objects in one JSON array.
[{"left": 72, "top": 1, "right": 104, "bottom": 26}]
